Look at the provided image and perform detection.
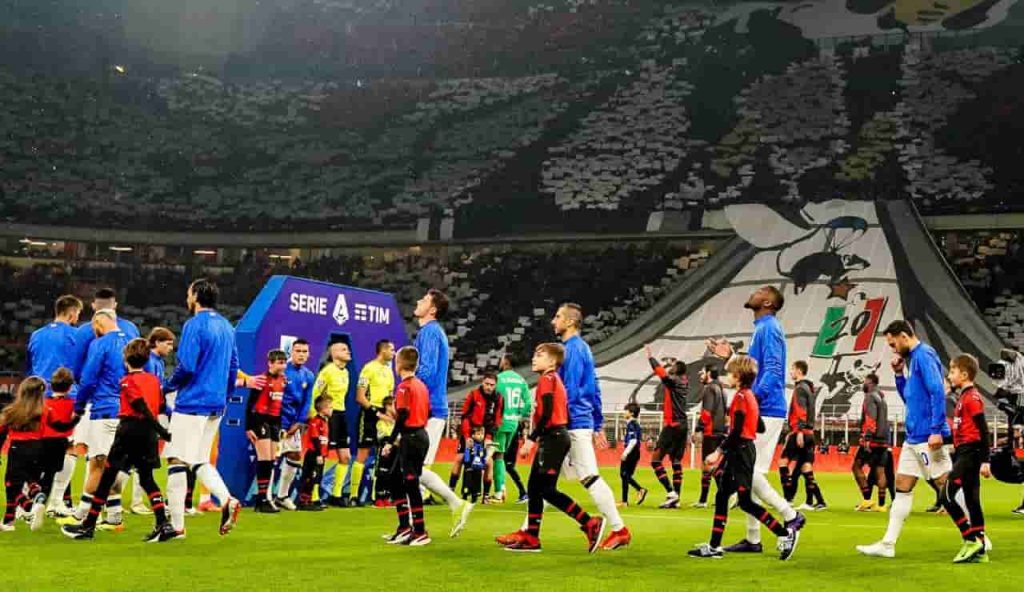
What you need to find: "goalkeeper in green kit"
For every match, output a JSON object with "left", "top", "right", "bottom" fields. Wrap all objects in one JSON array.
[{"left": 493, "top": 355, "right": 532, "bottom": 504}]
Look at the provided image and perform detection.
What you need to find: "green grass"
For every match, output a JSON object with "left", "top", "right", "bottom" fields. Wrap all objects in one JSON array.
[{"left": 3, "top": 464, "right": 1022, "bottom": 592}]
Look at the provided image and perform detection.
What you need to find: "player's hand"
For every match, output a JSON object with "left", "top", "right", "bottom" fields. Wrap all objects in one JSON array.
[
  {"left": 158, "top": 429, "right": 173, "bottom": 443},
  {"left": 287, "top": 425, "right": 300, "bottom": 437},
  {"left": 927, "top": 433, "right": 943, "bottom": 450},
  {"left": 382, "top": 443, "right": 392, "bottom": 457},
  {"left": 891, "top": 355, "right": 905, "bottom": 374},
  {"left": 706, "top": 338, "right": 733, "bottom": 360},
  {"left": 691, "top": 432, "right": 703, "bottom": 445},
  {"left": 244, "top": 374, "right": 267, "bottom": 390},
  {"left": 979, "top": 462, "right": 992, "bottom": 478},
  {"left": 519, "top": 439, "right": 535, "bottom": 459},
  {"left": 796, "top": 432, "right": 804, "bottom": 448},
  {"left": 705, "top": 450, "right": 722, "bottom": 468},
  {"left": 593, "top": 431, "right": 609, "bottom": 450},
  {"left": 644, "top": 344, "right": 653, "bottom": 359},
  {"left": 245, "top": 430, "right": 257, "bottom": 445}
]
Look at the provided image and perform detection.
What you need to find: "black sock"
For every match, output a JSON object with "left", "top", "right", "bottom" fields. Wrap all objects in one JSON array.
[
  {"left": 449, "top": 473, "right": 459, "bottom": 490},
  {"left": 700, "top": 470, "right": 712, "bottom": 504},
  {"left": 779, "top": 466, "right": 791, "bottom": 500},
  {"left": 671, "top": 462, "right": 683, "bottom": 495},
  {"left": 508, "top": 465, "right": 526, "bottom": 497},
  {"left": 652, "top": 461, "right": 671, "bottom": 493},
  {"left": 185, "top": 467, "right": 196, "bottom": 510}
]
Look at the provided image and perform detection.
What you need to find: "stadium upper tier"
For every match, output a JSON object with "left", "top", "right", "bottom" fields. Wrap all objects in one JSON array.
[{"left": 1, "top": 0, "right": 1022, "bottom": 234}]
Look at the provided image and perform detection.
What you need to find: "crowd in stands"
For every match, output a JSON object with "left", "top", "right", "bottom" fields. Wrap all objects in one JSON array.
[
  {"left": 0, "top": 241, "right": 711, "bottom": 385},
  {"left": 2, "top": 2, "right": 1021, "bottom": 233}
]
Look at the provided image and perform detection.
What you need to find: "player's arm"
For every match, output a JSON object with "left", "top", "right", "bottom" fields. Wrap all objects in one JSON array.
[
  {"left": 493, "top": 394, "right": 503, "bottom": 436},
  {"left": 862, "top": 396, "right": 878, "bottom": 442},
  {"left": 590, "top": 366, "right": 604, "bottom": 431},
  {"left": 921, "top": 357, "right": 948, "bottom": 437},
  {"left": 721, "top": 396, "right": 747, "bottom": 453},
  {"left": 797, "top": 385, "right": 814, "bottom": 431},
  {"left": 752, "top": 328, "right": 785, "bottom": 403},
  {"left": 74, "top": 343, "right": 103, "bottom": 413},
  {"left": 128, "top": 385, "right": 172, "bottom": 441},
  {"left": 166, "top": 322, "right": 198, "bottom": 392},
  {"left": 696, "top": 385, "right": 713, "bottom": 434},
  {"left": 390, "top": 390, "right": 409, "bottom": 444},
  {"left": 301, "top": 375, "right": 314, "bottom": 421},
  {"left": 646, "top": 351, "right": 674, "bottom": 388},
  {"left": 528, "top": 392, "right": 554, "bottom": 442},
  {"left": 227, "top": 341, "right": 240, "bottom": 396},
  {"left": 460, "top": 394, "right": 474, "bottom": 440},
  {"left": 46, "top": 407, "right": 81, "bottom": 432},
  {"left": 621, "top": 425, "right": 637, "bottom": 459},
  {"left": 414, "top": 329, "right": 440, "bottom": 384},
  {"left": 969, "top": 395, "right": 991, "bottom": 462}
]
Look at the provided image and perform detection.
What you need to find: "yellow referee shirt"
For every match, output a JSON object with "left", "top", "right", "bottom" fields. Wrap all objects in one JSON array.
[
  {"left": 358, "top": 359, "right": 395, "bottom": 408},
  {"left": 315, "top": 363, "right": 350, "bottom": 413}
]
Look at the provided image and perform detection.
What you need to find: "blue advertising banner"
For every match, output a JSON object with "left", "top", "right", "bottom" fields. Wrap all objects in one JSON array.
[{"left": 219, "top": 275, "right": 408, "bottom": 501}]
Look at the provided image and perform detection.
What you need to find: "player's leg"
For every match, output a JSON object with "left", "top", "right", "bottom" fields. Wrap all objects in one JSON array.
[
  {"left": 651, "top": 444, "right": 673, "bottom": 494},
  {"left": 276, "top": 427, "right": 304, "bottom": 507},
  {"left": 254, "top": 438, "right": 276, "bottom": 509},
  {"left": 419, "top": 417, "right": 464, "bottom": 511},
  {"left": 858, "top": 444, "right": 923, "bottom": 557},
  {"left": 853, "top": 451, "right": 873, "bottom": 509},
  {"left": 63, "top": 453, "right": 123, "bottom": 537},
  {"left": 297, "top": 451, "right": 319, "bottom": 509},
  {"left": 48, "top": 440, "right": 77, "bottom": 515},
  {"left": 505, "top": 434, "right": 527, "bottom": 501},
  {"left": 184, "top": 416, "right": 240, "bottom": 535},
  {"left": 874, "top": 453, "right": 889, "bottom": 508},
  {"left": 567, "top": 429, "right": 628, "bottom": 549},
  {"left": 351, "top": 410, "right": 373, "bottom": 505},
  {"left": 739, "top": 418, "right": 798, "bottom": 550},
  {"left": 670, "top": 428, "right": 686, "bottom": 497},
  {"left": 2, "top": 442, "right": 31, "bottom": 529},
  {"left": 493, "top": 431, "right": 509, "bottom": 499},
  {"left": 448, "top": 449, "right": 464, "bottom": 490},
  {"left": 404, "top": 431, "right": 429, "bottom": 543},
  {"left": 129, "top": 469, "right": 148, "bottom": 514}
]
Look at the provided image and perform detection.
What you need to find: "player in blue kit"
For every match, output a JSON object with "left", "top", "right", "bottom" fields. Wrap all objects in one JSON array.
[{"left": 274, "top": 339, "right": 316, "bottom": 510}]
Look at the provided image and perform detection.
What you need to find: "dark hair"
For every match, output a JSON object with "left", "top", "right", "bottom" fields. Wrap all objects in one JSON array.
[
  {"left": 55, "top": 295, "right": 83, "bottom": 317},
  {"left": 124, "top": 338, "right": 151, "bottom": 370},
  {"left": 50, "top": 367, "right": 74, "bottom": 394},
  {"left": 381, "top": 395, "right": 395, "bottom": 408},
  {"left": 793, "top": 360, "right": 808, "bottom": 375},
  {"left": 950, "top": 354, "right": 979, "bottom": 381},
  {"left": 0, "top": 377, "right": 45, "bottom": 432},
  {"left": 883, "top": 319, "right": 914, "bottom": 338},
  {"left": 396, "top": 346, "right": 419, "bottom": 372},
  {"left": 267, "top": 349, "right": 287, "bottom": 363},
  {"left": 764, "top": 286, "right": 784, "bottom": 312},
  {"left": 864, "top": 373, "right": 879, "bottom": 386},
  {"left": 726, "top": 355, "right": 758, "bottom": 389},
  {"left": 702, "top": 365, "right": 719, "bottom": 380},
  {"left": 375, "top": 339, "right": 393, "bottom": 355},
  {"left": 292, "top": 338, "right": 310, "bottom": 349},
  {"left": 482, "top": 369, "right": 498, "bottom": 381},
  {"left": 427, "top": 288, "right": 449, "bottom": 320},
  {"left": 94, "top": 287, "right": 117, "bottom": 301},
  {"left": 560, "top": 302, "right": 583, "bottom": 329},
  {"left": 314, "top": 394, "right": 333, "bottom": 410},
  {"left": 189, "top": 278, "right": 219, "bottom": 308},
  {"left": 535, "top": 342, "right": 566, "bottom": 368},
  {"left": 670, "top": 360, "right": 686, "bottom": 376},
  {"left": 148, "top": 326, "right": 175, "bottom": 349},
  {"left": 499, "top": 354, "right": 514, "bottom": 370},
  {"left": 624, "top": 402, "right": 640, "bottom": 417}
]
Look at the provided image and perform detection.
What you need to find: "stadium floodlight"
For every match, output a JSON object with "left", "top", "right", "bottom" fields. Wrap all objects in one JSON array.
[
  {"left": 109, "top": 246, "right": 132, "bottom": 252},
  {"left": 194, "top": 249, "right": 217, "bottom": 255}
]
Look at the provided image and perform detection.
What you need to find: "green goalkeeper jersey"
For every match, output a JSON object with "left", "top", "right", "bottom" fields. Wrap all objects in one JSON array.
[{"left": 496, "top": 369, "right": 532, "bottom": 432}]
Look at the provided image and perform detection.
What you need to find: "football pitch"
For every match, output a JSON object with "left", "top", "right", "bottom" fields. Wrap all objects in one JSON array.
[{"left": 3, "top": 464, "right": 1021, "bottom": 592}]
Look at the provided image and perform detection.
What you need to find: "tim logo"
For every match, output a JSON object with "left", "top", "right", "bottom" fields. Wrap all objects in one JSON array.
[
  {"left": 354, "top": 302, "right": 390, "bottom": 324},
  {"left": 332, "top": 295, "right": 349, "bottom": 326}
]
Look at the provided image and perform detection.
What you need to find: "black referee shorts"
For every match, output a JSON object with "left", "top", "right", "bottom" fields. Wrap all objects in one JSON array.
[{"left": 328, "top": 410, "right": 348, "bottom": 449}]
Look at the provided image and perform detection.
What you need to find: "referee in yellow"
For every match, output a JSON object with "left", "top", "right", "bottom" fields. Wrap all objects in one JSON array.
[
  {"left": 314, "top": 339, "right": 353, "bottom": 506},
  {"left": 352, "top": 340, "right": 396, "bottom": 507}
]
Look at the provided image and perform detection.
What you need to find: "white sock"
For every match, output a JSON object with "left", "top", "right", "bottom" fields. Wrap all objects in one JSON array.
[
  {"left": 955, "top": 488, "right": 968, "bottom": 517},
  {"left": 420, "top": 469, "right": 461, "bottom": 510},
  {"left": 49, "top": 455, "right": 76, "bottom": 509},
  {"left": 106, "top": 495, "right": 123, "bottom": 524},
  {"left": 75, "top": 494, "right": 92, "bottom": 521},
  {"left": 585, "top": 477, "right": 624, "bottom": 531},
  {"left": 753, "top": 472, "right": 797, "bottom": 522},
  {"left": 130, "top": 470, "right": 145, "bottom": 507},
  {"left": 167, "top": 466, "right": 188, "bottom": 532},
  {"left": 196, "top": 464, "right": 231, "bottom": 505},
  {"left": 277, "top": 459, "right": 301, "bottom": 500},
  {"left": 883, "top": 491, "right": 913, "bottom": 545}
]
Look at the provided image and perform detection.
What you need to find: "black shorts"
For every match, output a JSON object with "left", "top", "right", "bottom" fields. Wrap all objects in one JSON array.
[
  {"left": 106, "top": 418, "right": 161, "bottom": 471},
  {"left": 39, "top": 437, "right": 69, "bottom": 474},
  {"left": 5, "top": 440, "right": 43, "bottom": 485},
  {"left": 328, "top": 410, "right": 348, "bottom": 449},
  {"left": 248, "top": 413, "right": 281, "bottom": 442},
  {"left": 950, "top": 444, "right": 985, "bottom": 483},
  {"left": 620, "top": 449, "right": 640, "bottom": 477},
  {"left": 358, "top": 408, "right": 378, "bottom": 448},
  {"left": 462, "top": 468, "right": 483, "bottom": 499},
  {"left": 782, "top": 433, "right": 816, "bottom": 465},
  {"left": 655, "top": 425, "right": 688, "bottom": 459},
  {"left": 398, "top": 428, "right": 429, "bottom": 479},
  {"left": 534, "top": 427, "right": 571, "bottom": 475},
  {"left": 701, "top": 435, "right": 724, "bottom": 461},
  {"left": 868, "top": 446, "right": 890, "bottom": 469},
  {"left": 720, "top": 441, "right": 756, "bottom": 495}
]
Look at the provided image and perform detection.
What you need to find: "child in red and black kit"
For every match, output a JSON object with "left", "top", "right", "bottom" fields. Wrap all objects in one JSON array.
[
  {"left": 297, "top": 394, "right": 332, "bottom": 511},
  {"left": 689, "top": 355, "right": 800, "bottom": 560},
  {"left": 383, "top": 346, "right": 433, "bottom": 547},
  {"left": 943, "top": 354, "right": 992, "bottom": 564},
  {"left": 497, "top": 343, "right": 606, "bottom": 554},
  {"left": 1, "top": 377, "right": 53, "bottom": 532},
  {"left": 34, "top": 368, "right": 80, "bottom": 520},
  {"left": 246, "top": 349, "right": 288, "bottom": 513},
  {"left": 62, "top": 338, "right": 173, "bottom": 542}
]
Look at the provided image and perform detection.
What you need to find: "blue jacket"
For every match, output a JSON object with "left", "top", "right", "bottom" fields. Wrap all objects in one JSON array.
[
  {"left": 894, "top": 341, "right": 951, "bottom": 445},
  {"left": 72, "top": 318, "right": 139, "bottom": 378},
  {"left": 75, "top": 330, "right": 129, "bottom": 417},
  {"left": 624, "top": 418, "right": 641, "bottom": 451},
  {"left": 414, "top": 320, "right": 450, "bottom": 419},
  {"left": 26, "top": 321, "right": 78, "bottom": 396},
  {"left": 146, "top": 351, "right": 168, "bottom": 389},
  {"left": 464, "top": 441, "right": 488, "bottom": 471},
  {"left": 166, "top": 310, "right": 239, "bottom": 416},
  {"left": 748, "top": 314, "right": 788, "bottom": 418},
  {"left": 281, "top": 362, "right": 315, "bottom": 429},
  {"left": 560, "top": 335, "right": 603, "bottom": 430}
]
